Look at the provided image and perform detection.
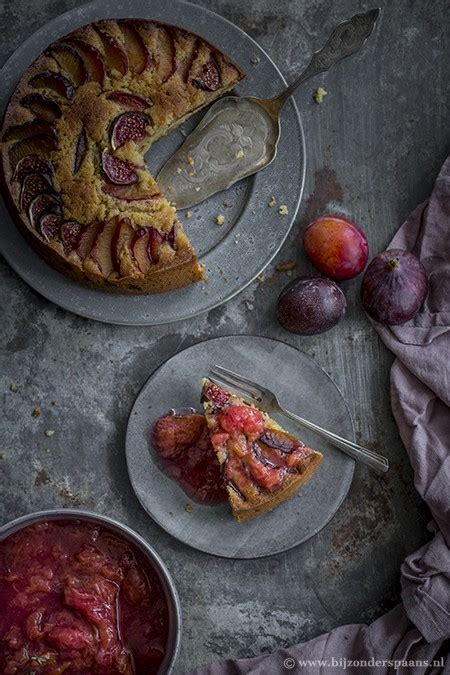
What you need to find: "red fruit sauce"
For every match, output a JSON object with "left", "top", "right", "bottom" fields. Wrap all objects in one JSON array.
[
  {"left": 151, "top": 411, "right": 227, "bottom": 504},
  {"left": 0, "top": 520, "right": 169, "bottom": 674}
]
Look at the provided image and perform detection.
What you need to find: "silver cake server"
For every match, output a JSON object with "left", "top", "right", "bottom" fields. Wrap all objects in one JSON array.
[{"left": 157, "top": 8, "right": 380, "bottom": 209}]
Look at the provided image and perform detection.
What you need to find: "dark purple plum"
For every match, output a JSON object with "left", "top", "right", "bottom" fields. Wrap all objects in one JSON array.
[
  {"left": 277, "top": 275, "right": 347, "bottom": 335},
  {"left": 361, "top": 249, "right": 428, "bottom": 325}
]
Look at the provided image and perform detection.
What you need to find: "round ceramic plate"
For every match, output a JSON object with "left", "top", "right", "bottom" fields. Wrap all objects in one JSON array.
[
  {"left": 0, "top": 0, "right": 305, "bottom": 326},
  {"left": 126, "top": 336, "right": 354, "bottom": 558}
]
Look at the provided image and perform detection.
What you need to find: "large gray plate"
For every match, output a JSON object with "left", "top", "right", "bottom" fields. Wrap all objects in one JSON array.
[
  {"left": 0, "top": 0, "right": 305, "bottom": 326},
  {"left": 126, "top": 336, "right": 354, "bottom": 558}
]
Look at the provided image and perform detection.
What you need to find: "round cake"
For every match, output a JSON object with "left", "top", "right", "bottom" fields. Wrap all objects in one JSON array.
[{"left": 0, "top": 19, "right": 245, "bottom": 294}]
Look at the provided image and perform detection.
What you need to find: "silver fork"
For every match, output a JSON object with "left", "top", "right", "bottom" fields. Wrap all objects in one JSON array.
[{"left": 209, "top": 365, "right": 389, "bottom": 474}]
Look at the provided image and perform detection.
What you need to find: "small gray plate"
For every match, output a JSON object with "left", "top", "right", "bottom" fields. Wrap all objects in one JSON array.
[
  {"left": 126, "top": 336, "right": 354, "bottom": 558},
  {"left": 0, "top": 0, "right": 305, "bottom": 326}
]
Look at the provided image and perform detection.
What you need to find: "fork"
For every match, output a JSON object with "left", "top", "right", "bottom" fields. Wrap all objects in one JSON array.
[{"left": 209, "top": 365, "right": 389, "bottom": 474}]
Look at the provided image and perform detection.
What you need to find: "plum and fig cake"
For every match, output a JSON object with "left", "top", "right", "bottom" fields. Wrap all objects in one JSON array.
[
  {"left": 201, "top": 379, "right": 323, "bottom": 521},
  {"left": 0, "top": 20, "right": 245, "bottom": 293}
]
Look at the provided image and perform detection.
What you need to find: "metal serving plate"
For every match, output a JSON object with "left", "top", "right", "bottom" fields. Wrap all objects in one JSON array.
[{"left": 126, "top": 336, "right": 354, "bottom": 558}]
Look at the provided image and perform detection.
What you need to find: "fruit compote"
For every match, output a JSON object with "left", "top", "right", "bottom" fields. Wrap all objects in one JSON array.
[
  {"left": 151, "top": 410, "right": 227, "bottom": 504},
  {"left": 0, "top": 520, "right": 169, "bottom": 674}
]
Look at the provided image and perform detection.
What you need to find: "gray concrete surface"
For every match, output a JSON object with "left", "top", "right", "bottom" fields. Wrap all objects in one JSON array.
[{"left": 1, "top": 0, "right": 448, "bottom": 672}]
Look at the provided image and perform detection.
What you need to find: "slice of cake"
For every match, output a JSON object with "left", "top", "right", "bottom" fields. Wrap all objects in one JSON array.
[{"left": 201, "top": 378, "right": 323, "bottom": 521}]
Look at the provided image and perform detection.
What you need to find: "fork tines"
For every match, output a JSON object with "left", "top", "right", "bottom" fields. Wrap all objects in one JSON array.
[{"left": 209, "top": 365, "right": 263, "bottom": 402}]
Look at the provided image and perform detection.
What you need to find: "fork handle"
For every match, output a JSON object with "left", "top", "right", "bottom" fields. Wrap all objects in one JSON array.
[{"left": 280, "top": 406, "right": 389, "bottom": 474}]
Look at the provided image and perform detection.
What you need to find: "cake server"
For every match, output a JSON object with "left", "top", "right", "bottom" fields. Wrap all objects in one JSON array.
[
  {"left": 157, "top": 8, "right": 380, "bottom": 209},
  {"left": 209, "top": 365, "right": 390, "bottom": 475}
]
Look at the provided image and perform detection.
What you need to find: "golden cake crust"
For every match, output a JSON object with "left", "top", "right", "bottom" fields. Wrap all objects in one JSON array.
[{"left": 0, "top": 19, "right": 245, "bottom": 294}]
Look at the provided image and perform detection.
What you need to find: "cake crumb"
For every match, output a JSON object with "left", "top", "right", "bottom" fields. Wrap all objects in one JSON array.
[
  {"left": 32, "top": 407, "right": 41, "bottom": 418},
  {"left": 275, "top": 261, "right": 296, "bottom": 272},
  {"left": 195, "top": 187, "right": 200, "bottom": 192},
  {"left": 278, "top": 204, "right": 289, "bottom": 215},
  {"left": 184, "top": 503, "right": 193, "bottom": 513},
  {"left": 186, "top": 156, "right": 195, "bottom": 166},
  {"left": 268, "top": 196, "right": 276, "bottom": 207},
  {"left": 235, "top": 148, "right": 245, "bottom": 159},
  {"left": 9, "top": 383, "right": 18, "bottom": 392},
  {"left": 257, "top": 274, "right": 265, "bottom": 283},
  {"left": 187, "top": 171, "right": 195, "bottom": 177},
  {"left": 0, "top": 452, "right": 5, "bottom": 460},
  {"left": 215, "top": 214, "right": 225, "bottom": 225},
  {"left": 186, "top": 211, "right": 193, "bottom": 219},
  {"left": 250, "top": 55, "right": 261, "bottom": 64},
  {"left": 45, "top": 430, "right": 55, "bottom": 438},
  {"left": 223, "top": 200, "right": 232, "bottom": 208},
  {"left": 176, "top": 167, "right": 182, "bottom": 174},
  {"left": 313, "top": 87, "right": 327, "bottom": 104}
]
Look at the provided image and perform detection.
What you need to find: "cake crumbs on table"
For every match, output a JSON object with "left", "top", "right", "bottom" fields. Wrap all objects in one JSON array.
[
  {"left": 187, "top": 171, "right": 196, "bottom": 177},
  {"left": 9, "top": 383, "right": 18, "bottom": 392},
  {"left": 195, "top": 186, "right": 200, "bottom": 192},
  {"left": 268, "top": 196, "right": 276, "bottom": 207},
  {"left": 32, "top": 406, "right": 41, "bottom": 418},
  {"left": 275, "top": 261, "right": 297, "bottom": 272},
  {"left": 44, "top": 429, "right": 55, "bottom": 437},
  {"left": 223, "top": 200, "right": 232, "bottom": 208},
  {"left": 257, "top": 274, "right": 266, "bottom": 283},
  {"left": 313, "top": 87, "right": 327, "bottom": 103},
  {"left": 186, "top": 210, "right": 193, "bottom": 219},
  {"left": 215, "top": 214, "right": 225, "bottom": 225},
  {"left": 184, "top": 503, "right": 193, "bottom": 513},
  {"left": 250, "top": 55, "right": 261, "bottom": 64},
  {"left": 186, "top": 156, "right": 195, "bottom": 165},
  {"left": 235, "top": 148, "right": 245, "bottom": 159},
  {"left": 278, "top": 204, "right": 289, "bottom": 215},
  {"left": 176, "top": 167, "right": 182, "bottom": 174}
]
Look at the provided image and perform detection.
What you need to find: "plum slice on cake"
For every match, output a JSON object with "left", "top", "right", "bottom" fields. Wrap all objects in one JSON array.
[{"left": 201, "top": 378, "right": 323, "bottom": 522}]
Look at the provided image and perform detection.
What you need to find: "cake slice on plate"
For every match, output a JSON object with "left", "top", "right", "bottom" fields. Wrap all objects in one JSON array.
[{"left": 201, "top": 378, "right": 323, "bottom": 522}]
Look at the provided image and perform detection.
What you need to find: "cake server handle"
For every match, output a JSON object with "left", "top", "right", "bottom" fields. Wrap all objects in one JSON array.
[
  {"left": 279, "top": 405, "right": 389, "bottom": 474},
  {"left": 268, "top": 8, "right": 381, "bottom": 112}
]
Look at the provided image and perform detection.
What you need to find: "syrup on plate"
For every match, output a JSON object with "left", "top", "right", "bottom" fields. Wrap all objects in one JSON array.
[{"left": 150, "top": 409, "right": 227, "bottom": 505}]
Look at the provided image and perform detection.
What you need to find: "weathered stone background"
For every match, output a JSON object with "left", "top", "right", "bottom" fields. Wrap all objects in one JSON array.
[{"left": 0, "top": 0, "right": 448, "bottom": 672}]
